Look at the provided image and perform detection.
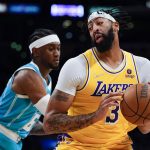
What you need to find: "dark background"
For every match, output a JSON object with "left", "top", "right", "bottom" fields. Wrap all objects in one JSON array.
[{"left": 0, "top": 0, "right": 150, "bottom": 150}]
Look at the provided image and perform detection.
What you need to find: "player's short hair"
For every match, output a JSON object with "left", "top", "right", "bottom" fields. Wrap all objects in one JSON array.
[
  {"left": 94, "top": 7, "right": 133, "bottom": 30},
  {"left": 28, "top": 28, "right": 56, "bottom": 45},
  {"left": 28, "top": 28, "right": 57, "bottom": 59},
  {"left": 83, "top": 6, "right": 133, "bottom": 33}
]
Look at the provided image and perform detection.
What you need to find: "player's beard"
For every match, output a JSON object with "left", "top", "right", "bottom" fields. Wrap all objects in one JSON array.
[
  {"left": 41, "top": 59, "right": 60, "bottom": 70},
  {"left": 47, "top": 62, "right": 60, "bottom": 70},
  {"left": 91, "top": 27, "right": 114, "bottom": 53}
]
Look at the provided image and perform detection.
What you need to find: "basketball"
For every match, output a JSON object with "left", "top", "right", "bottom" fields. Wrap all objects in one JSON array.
[{"left": 120, "top": 83, "right": 150, "bottom": 125}]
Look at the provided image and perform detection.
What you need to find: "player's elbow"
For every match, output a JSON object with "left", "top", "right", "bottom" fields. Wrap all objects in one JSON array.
[
  {"left": 43, "top": 111, "right": 60, "bottom": 134},
  {"left": 43, "top": 123, "right": 49, "bottom": 134},
  {"left": 43, "top": 113, "right": 52, "bottom": 134}
]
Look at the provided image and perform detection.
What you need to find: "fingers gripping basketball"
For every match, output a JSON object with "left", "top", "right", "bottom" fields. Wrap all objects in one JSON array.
[{"left": 120, "top": 83, "right": 150, "bottom": 125}]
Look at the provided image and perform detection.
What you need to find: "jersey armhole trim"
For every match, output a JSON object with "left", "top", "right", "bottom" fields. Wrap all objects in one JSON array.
[
  {"left": 11, "top": 67, "right": 37, "bottom": 85},
  {"left": 77, "top": 54, "right": 89, "bottom": 91},
  {"left": 132, "top": 54, "right": 140, "bottom": 83}
]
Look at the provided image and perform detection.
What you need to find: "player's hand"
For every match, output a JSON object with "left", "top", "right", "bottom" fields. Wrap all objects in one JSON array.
[{"left": 94, "top": 92, "right": 123, "bottom": 122}]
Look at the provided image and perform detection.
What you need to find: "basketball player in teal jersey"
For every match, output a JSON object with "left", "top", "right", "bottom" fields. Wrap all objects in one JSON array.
[{"left": 0, "top": 28, "right": 61, "bottom": 150}]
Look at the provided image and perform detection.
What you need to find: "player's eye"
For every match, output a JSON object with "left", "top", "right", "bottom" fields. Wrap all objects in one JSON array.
[
  {"left": 88, "top": 25, "right": 92, "bottom": 31},
  {"left": 48, "top": 47, "right": 53, "bottom": 51},
  {"left": 97, "top": 21, "right": 103, "bottom": 25}
]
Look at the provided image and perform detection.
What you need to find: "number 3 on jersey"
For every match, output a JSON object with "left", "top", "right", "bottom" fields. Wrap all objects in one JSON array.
[{"left": 105, "top": 101, "right": 119, "bottom": 124}]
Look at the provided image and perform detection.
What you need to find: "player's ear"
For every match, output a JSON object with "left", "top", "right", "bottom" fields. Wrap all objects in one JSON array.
[
  {"left": 113, "top": 22, "right": 119, "bottom": 32},
  {"left": 32, "top": 48, "right": 40, "bottom": 57}
]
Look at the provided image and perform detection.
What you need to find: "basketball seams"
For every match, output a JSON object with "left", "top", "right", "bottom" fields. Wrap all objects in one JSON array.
[
  {"left": 132, "top": 84, "right": 141, "bottom": 124},
  {"left": 121, "top": 96, "right": 137, "bottom": 117},
  {"left": 121, "top": 85, "right": 139, "bottom": 117},
  {"left": 122, "top": 97, "right": 150, "bottom": 123},
  {"left": 121, "top": 84, "right": 150, "bottom": 125}
]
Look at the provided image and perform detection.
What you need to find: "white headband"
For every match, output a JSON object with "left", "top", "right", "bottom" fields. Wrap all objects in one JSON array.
[
  {"left": 88, "top": 11, "right": 116, "bottom": 23},
  {"left": 29, "top": 34, "right": 60, "bottom": 53}
]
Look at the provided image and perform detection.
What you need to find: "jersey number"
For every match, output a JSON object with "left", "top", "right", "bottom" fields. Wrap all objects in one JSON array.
[{"left": 105, "top": 101, "right": 119, "bottom": 123}]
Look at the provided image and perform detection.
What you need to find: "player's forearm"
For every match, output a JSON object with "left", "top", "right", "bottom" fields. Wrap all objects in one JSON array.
[
  {"left": 43, "top": 112, "right": 96, "bottom": 134},
  {"left": 30, "top": 121, "right": 48, "bottom": 135}
]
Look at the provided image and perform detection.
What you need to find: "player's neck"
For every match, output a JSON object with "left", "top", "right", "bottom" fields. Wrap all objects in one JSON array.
[
  {"left": 95, "top": 46, "right": 124, "bottom": 69},
  {"left": 33, "top": 60, "right": 52, "bottom": 79},
  {"left": 39, "top": 66, "right": 52, "bottom": 80}
]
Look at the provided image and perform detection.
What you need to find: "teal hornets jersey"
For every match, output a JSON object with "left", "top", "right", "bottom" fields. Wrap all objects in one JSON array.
[{"left": 0, "top": 61, "right": 52, "bottom": 139}]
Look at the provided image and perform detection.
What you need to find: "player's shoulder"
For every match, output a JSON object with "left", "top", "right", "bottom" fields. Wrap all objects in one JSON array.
[
  {"left": 15, "top": 69, "right": 40, "bottom": 82},
  {"left": 63, "top": 53, "right": 87, "bottom": 67},
  {"left": 132, "top": 54, "right": 150, "bottom": 66},
  {"left": 15, "top": 62, "right": 39, "bottom": 77}
]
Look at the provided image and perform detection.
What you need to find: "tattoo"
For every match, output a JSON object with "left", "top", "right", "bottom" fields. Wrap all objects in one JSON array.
[
  {"left": 44, "top": 90, "right": 96, "bottom": 134},
  {"left": 52, "top": 90, "right": 70, "bottom": 102},
  {"left": 45, "top": 112, "right": 96, "bottom": 134},
  {"left": 141, "top": 84, "right": 148, "bottom": 98},
  {"left": 30, "top": 122, "right": 46, "bottom": 136}
]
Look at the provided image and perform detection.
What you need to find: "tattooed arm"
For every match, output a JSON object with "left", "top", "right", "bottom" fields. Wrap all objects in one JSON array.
[
  {"left": 30, "top": 121, "right": 47, "bottom": 136},
  {"left": 43, "top": 89, "right": 123, "bottom": 134}
]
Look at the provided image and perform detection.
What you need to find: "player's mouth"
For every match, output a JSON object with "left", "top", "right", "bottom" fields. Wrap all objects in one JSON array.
[
  {"left": 95, "top": 33, "right": 103, "bottom": 43},
  {"left": 54, "top": 60, "right": 59, "bottom": 63}
]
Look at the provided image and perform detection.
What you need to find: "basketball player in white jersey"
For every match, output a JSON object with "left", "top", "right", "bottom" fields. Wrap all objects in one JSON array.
[
  {"left": 44, "top": 8, "right": 150, "bottom": 150},
  {"left": 0, "top": 28, "right": 61, "bottom": 150}
]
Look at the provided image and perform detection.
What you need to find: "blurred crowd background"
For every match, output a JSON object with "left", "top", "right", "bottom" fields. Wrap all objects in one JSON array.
[{"left": 0, "top": 0, "right": 150, "bottom": 150}]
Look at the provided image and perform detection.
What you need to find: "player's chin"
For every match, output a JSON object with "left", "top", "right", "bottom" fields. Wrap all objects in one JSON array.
[
  {"left": 52, "top": 63, "right": 59, "bottom": 70},
  {"left": 53, "top": 60, "right": 59, "bottom": 65}
]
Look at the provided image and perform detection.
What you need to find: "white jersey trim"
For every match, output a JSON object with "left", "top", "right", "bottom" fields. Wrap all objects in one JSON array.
[{"left": 16, "top": 94, "right": 29, "bottom": 99}]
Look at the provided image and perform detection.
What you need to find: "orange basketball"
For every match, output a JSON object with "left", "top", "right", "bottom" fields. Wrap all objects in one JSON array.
[{"left": 120, "top": 83, "right": 150, "bottom": 125}]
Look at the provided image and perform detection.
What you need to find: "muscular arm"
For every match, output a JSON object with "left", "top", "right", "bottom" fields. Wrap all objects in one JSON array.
[
  {"left": 43, "top": 90, "right": 96, "bottom": 134},
  {"left": 12, "top": 69, "right": 47, "bottom": 104},
  {"left": 43, "top": 89, "right": 123, "bottom": 134},
  {"left": 30, "top": 121, "right": 46, "bottom": 136},
  {"left": 137, "top": 83, "right": 150, "bottom": 134}
]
